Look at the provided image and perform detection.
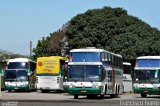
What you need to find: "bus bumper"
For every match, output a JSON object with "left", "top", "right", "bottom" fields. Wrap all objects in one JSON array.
[
  {"left": 63, "top": 86, "right": 69, "bottom": 92},
  {"left": 5, "top": 85, "right": 29, "bottom": 90},
  {"left": 133, "top": 88, "right": 160, "bottom": 95},
  {"left": 67, "top": 87, "right": 102, "bottom": 95}
]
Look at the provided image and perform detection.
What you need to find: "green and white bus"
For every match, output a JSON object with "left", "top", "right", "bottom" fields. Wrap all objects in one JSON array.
[
  {"left": 5, "top": 58, "right": 36, "bottom": 92},
  {"left": 133, "top": 56, "right": 160, "bottom": 97},
  {"left": 64, "top": 47, "right": 123, "bottom": 99}
]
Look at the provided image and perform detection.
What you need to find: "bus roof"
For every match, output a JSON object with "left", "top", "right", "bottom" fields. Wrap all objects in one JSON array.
[
  {"left": 68, "top": 62, "right": 102, "bottom": 65},
  {"left": 123, "top": 62, "right": 131, "bottom": 65},
  {"left": 37, "top": 56, "right": 68, "bottom": 61},
  {"left": 137, "top": 56, "right": 160, "bottom": 59},
  {"left": 135, "top": 67, "right": 160, "bottom": 70},
  {"left": 70, "top": 48, "right": 105, "bottom": 52},
  {"left": 8, "top": 58, "right": 33, "bottom": 63},
  {"left": 70, "top": 47, "right": 122, "bottom": 58}
]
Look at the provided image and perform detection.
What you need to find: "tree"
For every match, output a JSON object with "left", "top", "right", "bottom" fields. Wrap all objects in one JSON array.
[
  {"left": 0, "top": 49, "right": 27, "bottom": 62},
  {"left": 65, "top": 6, "right": 160, "bottom": 64},
  {"left": 32, "top": 36, "right": 51, "bottom": 60},
  {"left": 33, "top": 22, "right": 69, "bottom": 60}
]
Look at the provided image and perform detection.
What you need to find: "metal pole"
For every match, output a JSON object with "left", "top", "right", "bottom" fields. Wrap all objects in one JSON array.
[{"left": 30, "top": 40, "right": 32, "bottom": 57}]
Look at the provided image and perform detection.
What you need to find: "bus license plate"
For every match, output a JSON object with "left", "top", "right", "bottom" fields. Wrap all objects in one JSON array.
[
  {"left": 81, "top": 90, "right": 86, "bottom": 93},
  {"left": 144, "top": 91, "right": 148, "bottom": 93}
]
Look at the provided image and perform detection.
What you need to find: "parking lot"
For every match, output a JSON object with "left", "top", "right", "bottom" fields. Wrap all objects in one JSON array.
[
  {"left": 0, "top": 91, "right": 160, "bottom": 101},
  {"left": 0, "top": 91, "right": 160, "bottom": 106}
]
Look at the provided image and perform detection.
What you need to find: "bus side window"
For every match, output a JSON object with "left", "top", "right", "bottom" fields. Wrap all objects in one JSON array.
[
  {"left": 108, "top": 70, "right": 112, "bottom": 81},
  {"left": 60, "top": 60, "right": 67, "bottom": 78},
  {"left": 101, "top": 52, "right": 105, "bottom": 61},
  {"left": 101, "top": 67, "right": 106, "bottom": 81}
]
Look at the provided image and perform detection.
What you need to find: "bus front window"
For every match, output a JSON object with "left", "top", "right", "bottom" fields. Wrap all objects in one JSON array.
[
  {"left": 5, "top": 70, "right": 16, "bottom": 81},
  {"left": 84, "top": 65, "right": 100, "bottom": 82},
  {"left": 134, "top": 70, "right": 160, "bottom": 83},
  {"left": 68, "top": 66, "right": 83, "bottom": 81},
  {"left": 68, "top": 65, "right": 101, "bottom": 82},
  {"left": 70, "top": 52, "right": 100, "bottom": 62},
  {"left": 8, "top": 62, "right": 28, "bottom": 69},
  {"left": 17, "top": 70, "right": 28, "bottom": 81}
]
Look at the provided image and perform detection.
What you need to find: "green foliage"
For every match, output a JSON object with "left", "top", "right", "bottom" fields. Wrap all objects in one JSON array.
[
  {"left": 32, "top": 29, "right": 67, "bottom": 60},
  {"left": 33, "top": 6, "right": 160, "bottom": 65},
  {"left": 33, "top": 36, "right": 51, "bottom": 60},
  {"left": 0, "top": 50, "right": 27, "bottom": 62},
  {"left": 66, "top": 6, "right": 160, "bottom": 64}
]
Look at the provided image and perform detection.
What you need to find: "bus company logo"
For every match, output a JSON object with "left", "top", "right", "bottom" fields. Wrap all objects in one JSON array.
[
  {"left": 2, "top": 100, "right": 18, "bottom": 106},
  {"left": 38, "top": 62, "right": 43, "bottom": 66}
]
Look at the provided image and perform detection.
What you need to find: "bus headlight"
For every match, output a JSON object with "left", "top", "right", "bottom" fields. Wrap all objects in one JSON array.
[
  {"left": 69, "top": 83, "right": 75, "bottom": 88},
  {"left": 133, "top": 84, "right": 139, "bottom": 88},
  {"left": 69, "top": 85, "right": 75, "bottom": 88},
  {"left": 69, "top": 85, "right": 73, "bottom": 88},
  {"left": 153, "top": 85, "right": 160, "bottom": 89},
  {"left": 92, "top": 83, "right": 101, "bottom": 88},
  {"left": 93, "top": 85, "right": 100, "bottom": 88}
]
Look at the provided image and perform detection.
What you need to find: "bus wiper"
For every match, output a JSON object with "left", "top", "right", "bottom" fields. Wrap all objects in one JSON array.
[{"left": 7, "top": 79, "right": 16, "bottom": 82}]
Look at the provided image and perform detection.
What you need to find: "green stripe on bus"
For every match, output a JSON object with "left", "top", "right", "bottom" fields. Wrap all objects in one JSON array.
[
  {"left": 5, "top": 85, "right": 29, "bottom": 90},
  {"left": 133, "top": 88, "right": 160, "bottom": 95},
  {"left": 67, "top": 87, "right": 102, "bottom": 95}
]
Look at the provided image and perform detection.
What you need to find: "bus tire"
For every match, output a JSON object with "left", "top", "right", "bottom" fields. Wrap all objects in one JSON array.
[
  {"left": 8, "top": 90, "right": 11, "bottom": 92},
  {"left": 110, "top": 94, "right": 116, "bottom": 98},
  {"left": 100, "top": 94, "right": 104, "bottom": 99},
  {"left": 87, "top": 94, "right": 97, "bottom": 99},
  {"left": 141, "top": 94, "right": 147, "bottom": 98},
  {"left": 41, "top": 90, "right": 50, "bottom": 93},
  {"left": 110, "top": 86, "right": 118, "bottom": 98},
  {"left": 74, "top": 95, "right": 78, "bottom": 99}
]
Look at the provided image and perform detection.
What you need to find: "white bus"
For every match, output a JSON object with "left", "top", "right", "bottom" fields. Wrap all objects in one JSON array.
[
  {"left": 36, "top": 56, "right": 68, "bottom": 93},
  {"left": 133, "top": 56, "right": 160, "bottom": 97},
  {"left": 123, "top": 62, "right": 132, "bottom": 93},
  {"left": 5, "top": 58, "right": 36, "bottom": 92},
  {"left": 64, "top": 47, "right": 123, "bottom": 99}
]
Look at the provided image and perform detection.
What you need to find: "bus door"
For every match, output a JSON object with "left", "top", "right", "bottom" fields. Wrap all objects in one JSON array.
[{"left": 106, "top": 69, "right": 113, "bottom": 93}]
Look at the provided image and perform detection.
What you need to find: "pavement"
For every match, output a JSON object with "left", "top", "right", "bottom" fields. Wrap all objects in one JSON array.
[{"left": 0, "top": 90, "right": 160, "bottom": 102}]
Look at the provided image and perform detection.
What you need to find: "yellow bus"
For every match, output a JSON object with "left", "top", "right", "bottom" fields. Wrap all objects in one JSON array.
[{"left": 36, "top": 56, "right": 68, "bottom": 93}]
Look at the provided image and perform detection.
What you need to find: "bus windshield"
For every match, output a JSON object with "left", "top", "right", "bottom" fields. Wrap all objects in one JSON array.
[
  {"left": 17, "top": 70, "right": 28, "bottom": 81},
  {"left": 134, "top": 70, "right": 160, "bottom": 83},
  {"left": 70, "top": 52, "right": 100, "bottom": 62},
  {"left": 5, "top": 69, "right": 28, "bottom": 81},
  {"left": 68, "top": 65, "right": 101, "bottom": 82},
  {"left": 123, "top": 64, "right": 132, "bottom": 74},
  {"left": 8, "top": 62, "right": 28, "bottom": 69},
  {"left": 5, "top": 70, "right": 17, "bottom": 81}
]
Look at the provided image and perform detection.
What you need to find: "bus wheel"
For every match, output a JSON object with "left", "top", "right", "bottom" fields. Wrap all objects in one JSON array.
[
  {"left": 74, "top": 95, "right": 78, "bottom": 99},
  {"left": 141, "top": 94, "right": 147, "bottom": 98},
  {"left": 27, "top": 89, "right": 31, "bottom": 92},
  {"left": 41, "top": 90, "right": 49, "bottom": 93},
  {"left": 110, "top": 94, "right": 116, "bottom": 98},
  {"left": 8, "top": 90, "right": 11, "bottom": 92},
  {"left": 100, "top": 95, "right": 104, "bottom": 99}
]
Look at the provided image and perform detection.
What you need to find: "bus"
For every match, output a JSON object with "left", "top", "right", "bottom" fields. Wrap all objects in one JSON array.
[
  {"left": 36, "top": 56, "right": 68, "bottom": 93},
  {"left": 123, "top": 62, "right": 132, "bottom": 93},
  {"left": 63, "top": 47, "right": 123, "bottom": 99},
  {"left": 133, "top": 56, "right": 160, "bottom": 97},
  {"left": 5, "top": 58, "right": 36, "bottom": 92}
]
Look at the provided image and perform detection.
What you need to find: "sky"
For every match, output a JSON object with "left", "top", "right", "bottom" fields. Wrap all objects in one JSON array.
[{"left": 0, "top": 0, "right": 160, "bottom": 55}]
